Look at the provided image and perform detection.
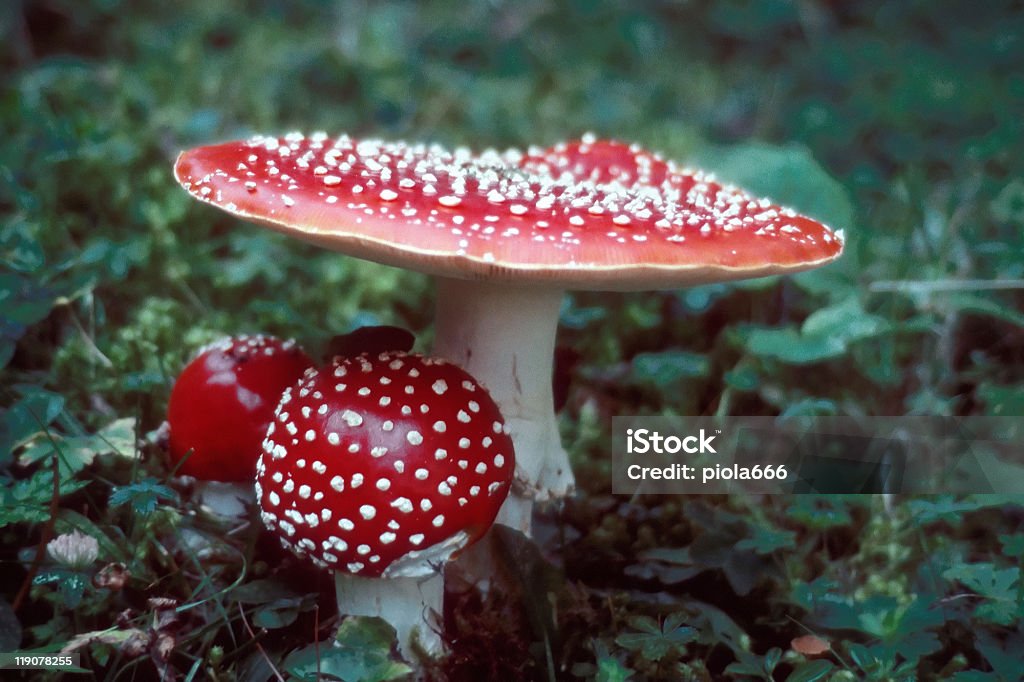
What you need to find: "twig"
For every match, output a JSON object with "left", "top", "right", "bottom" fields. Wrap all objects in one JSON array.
[
  {"left": 238, "top": 604, "right": 285, "bottom": 682},
  {"left": 13, "top": 451, "right": 61, "bottom": 612},
  {"left": 869, "top": 279, "right": 1024, "bottom": 293},
  {"left": 315, "top": 604, "right": 322, "bottom": 682},
  {"left": 62, "top": 302, "right": 113, "bottom": 368}
]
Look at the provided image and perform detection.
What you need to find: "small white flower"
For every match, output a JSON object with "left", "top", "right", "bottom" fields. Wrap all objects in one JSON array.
[{"left": 47, "top": 531, "right": 99, "bottom": 570}]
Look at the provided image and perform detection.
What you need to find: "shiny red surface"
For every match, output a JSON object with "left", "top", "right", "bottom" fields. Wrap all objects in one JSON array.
[{"left": 167, "top": 336, "right": 313, "bottom": 482}]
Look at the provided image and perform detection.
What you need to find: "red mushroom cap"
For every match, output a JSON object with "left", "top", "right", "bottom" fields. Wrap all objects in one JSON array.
[
  {"left": 167, "top": 335, "right": 314, "bottom": 482},
  {"left": 255, "top": 351, "right": 514, "bottom": 577},
  {"left": 174, "top": 132, "right": 843, "bottom": 289}
]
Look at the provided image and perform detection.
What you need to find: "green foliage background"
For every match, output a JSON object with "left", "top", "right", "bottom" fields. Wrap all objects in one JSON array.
[{"left": 1, "top": 0, "right": 1023, "bottom": 680}]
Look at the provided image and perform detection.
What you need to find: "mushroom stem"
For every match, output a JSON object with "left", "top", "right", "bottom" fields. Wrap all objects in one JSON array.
[
  {"left": 333, "top": 570, "right": 444, "bottom": 660},
  {"left": 432, "top": 277, "right": 572, "bottom": 535},
  {"left": 195, "top": 480, "right": 252, "bottom": 520}
]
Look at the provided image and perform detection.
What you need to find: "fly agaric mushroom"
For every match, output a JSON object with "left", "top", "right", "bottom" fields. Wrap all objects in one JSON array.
[
  {"left": 175, "top": 133, "right": 844, "bottom": 534},
  {"left": 167, "top": 334, "right": 313, "bottom": 518},
  {"left": 255, "top": 351, "right": 513, "bottom": 657}
]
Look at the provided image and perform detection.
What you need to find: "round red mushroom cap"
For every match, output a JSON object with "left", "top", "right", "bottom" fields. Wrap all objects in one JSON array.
[
  {"left": 255, "top": 351, "right": 514, "bottom": 577},
  {"left": 167, "top": 335, "right": 314, "bottom": 482},
  {"left": 174, "top": 132, "right": 843, "bottom": 289}
]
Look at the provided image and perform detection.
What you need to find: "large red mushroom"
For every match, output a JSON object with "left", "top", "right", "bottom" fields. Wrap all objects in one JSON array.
[
  {"left": 255, "top": 351, "right": 513, "bottom": 657},
  {"left": 176, "top": 133, "right": 844, "bottom": 536}
]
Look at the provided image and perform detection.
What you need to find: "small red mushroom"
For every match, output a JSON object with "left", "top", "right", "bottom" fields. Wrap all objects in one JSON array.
[
  {"left": 256, "top": 351, "right": 513, "bottom": 657},
  {"left": 167, "top": 334, "right": 313, "bottom": 517}
]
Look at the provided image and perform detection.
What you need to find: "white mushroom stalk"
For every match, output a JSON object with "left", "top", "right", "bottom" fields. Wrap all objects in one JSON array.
[{"left": 433, "top": 277, "right": 569, "bottom": 534}]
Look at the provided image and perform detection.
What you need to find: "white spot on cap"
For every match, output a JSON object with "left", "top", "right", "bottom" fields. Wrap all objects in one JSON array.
[
  {"left": 376, "top": 478, "right": 391, "bottom": 491},
  {"left": 359, "top": 505, "right": 376, "bottom": 520},
  {"left": 391, "top": 497, "right": 413, "bottom": 513},
  {"left": 432, "top": 380, "right": 448, "bottom": 395},
  {"left": 407, "top": 430, "right": 423, "bottom": 445}
]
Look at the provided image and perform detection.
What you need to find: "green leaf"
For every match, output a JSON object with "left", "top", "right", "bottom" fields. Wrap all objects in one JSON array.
[
  {"left": 785, "top": 659, "right": 834, "bottom": 682},
  {"left": 595, "top": 654, "right": 632, "bottom": 682},
  {"left": 999, "top": 533, "right": 1024, "bottom": 559},
  {"left": 252, "top": 600, "right": 303, "bottom": 629},
  {"left": 632, "top": 350, "right": 709, "bottom": 384},
  {"left": 978, "top": 383, "right": 1024, "bottom": 417},
  {"left": 848, "top": 642, "right": 878, "bottom": 673},
  {"left": 801, "top": 296, "right": 888, "bottom": 341},
  {"left": 741, "top": 297, "right": 891, "bottom": 365},
  {"left": 0, "top": 468, "right": 90, "bottom": 529},
  {"left": 0, "top": 387, "right": 64, "bottom": 465},
  {"left": 284, "top": 617, "right": 410, "bottom": 681},
  {"left": 109, "top": 478, "right": 178, "bottom": 516},
  {"left": 743, "top": 327, "right": 846, "bottom": 364},
  {"left": 944, "top": 563, "right": 1021, "bottom": 625},
  {"left": 615, "top": 613, "right": 697, "bottom": 661},
  {"left": 334, "top": 617, "right": 403, "bottom": 652},
  {"left": 20, "top": 417, "right": 137, "bottom": 476},
  {"left": 735, "top": 526, "right": 797, "bottom": 555},
  {"left": 907, "top": 496, "right": 993, "bottom": 524}
]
